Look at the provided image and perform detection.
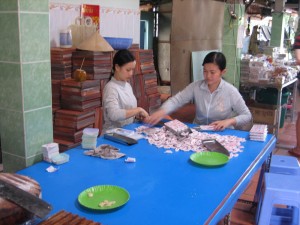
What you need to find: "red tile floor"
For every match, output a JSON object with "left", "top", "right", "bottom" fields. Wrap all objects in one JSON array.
[{"left": 161, "top": 91, "right": 299, "bottom": 225}]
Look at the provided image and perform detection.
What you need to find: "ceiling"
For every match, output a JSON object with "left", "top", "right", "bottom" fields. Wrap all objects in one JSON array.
[
  {"left": 244, "top": 0, "right": 299, "bottom": 16},
  {"left": 140, "top": 0, "right": 300, "bottom": 16}
]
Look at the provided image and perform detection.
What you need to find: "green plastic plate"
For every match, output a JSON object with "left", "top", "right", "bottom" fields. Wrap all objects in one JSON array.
[
  {"left": 190, "top": 152, "right": 229, "bottom": 167},
  {"left": 78, "top": 185, "right": 130, "bottom": 210}
]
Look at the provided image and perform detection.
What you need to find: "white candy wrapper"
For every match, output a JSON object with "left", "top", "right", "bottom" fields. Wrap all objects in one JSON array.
[
  {"left": 46, "top": 165, "right": 59, "bottom": 173},
  {"left": 164, "top": 150, "right": 173, "bottom": 154},
  {"left": 125, "top": 157, "right": 136, "bottom": 163},
  {"left": 199, "top": 125, "right": 215, "bottom": 131}
]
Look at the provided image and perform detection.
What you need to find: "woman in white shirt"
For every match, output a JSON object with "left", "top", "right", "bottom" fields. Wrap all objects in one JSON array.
[
  {"left": 102, "top": 50, "right": 149, "bottom": 134},
  {"left": 145, "top": 51, "right": 252, "bottom": 131}
]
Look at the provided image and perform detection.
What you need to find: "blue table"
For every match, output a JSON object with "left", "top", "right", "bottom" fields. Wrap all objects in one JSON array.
[{"left": 18, "top": 123, "right": 276, "bottom": 225}]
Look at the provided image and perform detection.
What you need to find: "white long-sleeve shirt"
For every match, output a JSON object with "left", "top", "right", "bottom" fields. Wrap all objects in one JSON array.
[
  {"left": 102, "top": 77, "right": 137, "bottom": 133},
  {"left": 161, "top": 79, "right": 252, "bottom": 128}
]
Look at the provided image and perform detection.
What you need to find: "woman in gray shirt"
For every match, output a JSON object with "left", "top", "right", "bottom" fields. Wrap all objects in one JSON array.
[
  {"left": 145, "top": 52, "right": 252, "bottom": 131},
  {"left": 102, "top": 50, "right": 149, "bottom": 134}
]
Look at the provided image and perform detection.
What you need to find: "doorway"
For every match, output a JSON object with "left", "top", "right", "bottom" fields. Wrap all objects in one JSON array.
[{"left": 140, "top": 20, "right": 149, "bottom": 49}]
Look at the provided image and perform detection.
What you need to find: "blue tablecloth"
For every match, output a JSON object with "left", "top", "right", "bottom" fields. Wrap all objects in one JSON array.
[{"left": 17, "top": 123, "right": 276, "bottom": 225}]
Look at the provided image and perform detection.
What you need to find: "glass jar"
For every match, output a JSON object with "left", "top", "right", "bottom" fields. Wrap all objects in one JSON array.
[{"left": 59, "top": 28, "right": 72, "bottom": 48}]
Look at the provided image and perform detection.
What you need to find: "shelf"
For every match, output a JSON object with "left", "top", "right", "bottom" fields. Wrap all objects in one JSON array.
[
  {"left": 240, "top": 78, "right": 298, "bottom": 90},
  {"left": 240, "top": 78, "right": 298, "bottom": 139}
]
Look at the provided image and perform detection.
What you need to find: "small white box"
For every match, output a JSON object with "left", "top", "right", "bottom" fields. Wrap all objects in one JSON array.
[
  {"left": 83, "top": 128, "right": 99, "bottom": 137},
  {"left": 42, "top": 142, "right": 59, "bottom": 163}
]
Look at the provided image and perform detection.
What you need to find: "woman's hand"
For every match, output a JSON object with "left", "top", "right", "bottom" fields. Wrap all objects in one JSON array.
[
  {"left": 210, "top": 118, "right": 236, "bottom": 131},
  {"left": 144, "top": 109, "right": 167, "bottom": 126},
  {"left": 136, "top": 107, "right": 149, "bottom": 121}
]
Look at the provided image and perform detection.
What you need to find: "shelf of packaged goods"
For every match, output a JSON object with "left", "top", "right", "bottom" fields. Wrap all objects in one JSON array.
[{"left": 240, "top": 78, "right": 298, "bottom": 143}]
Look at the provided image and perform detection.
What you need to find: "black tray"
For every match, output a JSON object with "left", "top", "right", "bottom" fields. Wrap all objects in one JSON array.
[
  {"left": 202, "top": 139, "right": 230, "bottom": 156},
  {"left": 104, "top": 133, "right": 137, "bottom": 145}
]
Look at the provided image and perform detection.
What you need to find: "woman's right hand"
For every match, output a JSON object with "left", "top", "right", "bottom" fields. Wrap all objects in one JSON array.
[
  {"left": 209, "top": 118, "right": 235, "bottom": 131},
  {"left": 144, "top": 109, "right": 166, "bottom": 126}
]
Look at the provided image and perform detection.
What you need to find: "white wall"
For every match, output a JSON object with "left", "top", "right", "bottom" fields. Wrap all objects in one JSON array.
[
  {"left": 50, "top": 0, "right": 140, "bottom": 47},
  {"left": 50, "top": 0, "right": 138, "bottom": 8}
]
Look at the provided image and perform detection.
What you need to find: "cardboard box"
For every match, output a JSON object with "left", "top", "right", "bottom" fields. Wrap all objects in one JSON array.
[
  {"left": 248, "top": 104, "right": 278, "bottom": 125},
  {"left": 267, "top": 125, "right": 276, "bottom": 134}
]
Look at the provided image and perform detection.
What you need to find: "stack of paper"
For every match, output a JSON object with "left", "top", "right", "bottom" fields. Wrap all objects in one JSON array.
[
  {"left": 249, "top": 124, "right": 268, "bottom": 142},
  {"left": 82, "top": 128, "right": 99, "bottom": 149},
  {"left": 42, "top": 143, "right": 59, "bottom": 162},
  {"left": 106, "top": 128, "right": 144, "bottom": 140}
]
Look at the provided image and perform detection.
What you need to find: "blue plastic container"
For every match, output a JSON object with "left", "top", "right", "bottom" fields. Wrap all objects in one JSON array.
[
  {"left": 104, "top": 37, "right": 133, "bottom": 50},
  {"left": 270, "top": 155, "right": 300, "bottom": 175}
]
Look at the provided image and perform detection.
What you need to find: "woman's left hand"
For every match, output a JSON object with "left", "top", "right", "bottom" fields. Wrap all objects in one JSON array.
[{"left": 210, "top": 118, "right": 235, "bottom": 131}]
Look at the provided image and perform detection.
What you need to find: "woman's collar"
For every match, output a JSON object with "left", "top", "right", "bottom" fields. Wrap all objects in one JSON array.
[{"left": 111, "top": 76, "right": 127, "bottom": 87}]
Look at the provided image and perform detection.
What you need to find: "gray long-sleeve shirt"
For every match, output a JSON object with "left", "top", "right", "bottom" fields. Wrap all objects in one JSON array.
[
  {"left": 102, "top": 77, "right": 137, "bottom": 133},
  {"left": 161, "top": 79, "right": 252, "bottom": 128}
]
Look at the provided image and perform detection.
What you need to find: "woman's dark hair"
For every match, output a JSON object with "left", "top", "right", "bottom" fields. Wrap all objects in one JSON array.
[
  {"left": 202, "top": 52, "right": 226, "bottom": 71},
  {"left": 110, "top": 49, "right": 135, "bottom": 80}
]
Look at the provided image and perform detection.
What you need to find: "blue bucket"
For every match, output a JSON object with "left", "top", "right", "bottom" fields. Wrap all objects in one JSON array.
[{"left": 104, "top": 37, "right": 133, "bottom": 50}]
